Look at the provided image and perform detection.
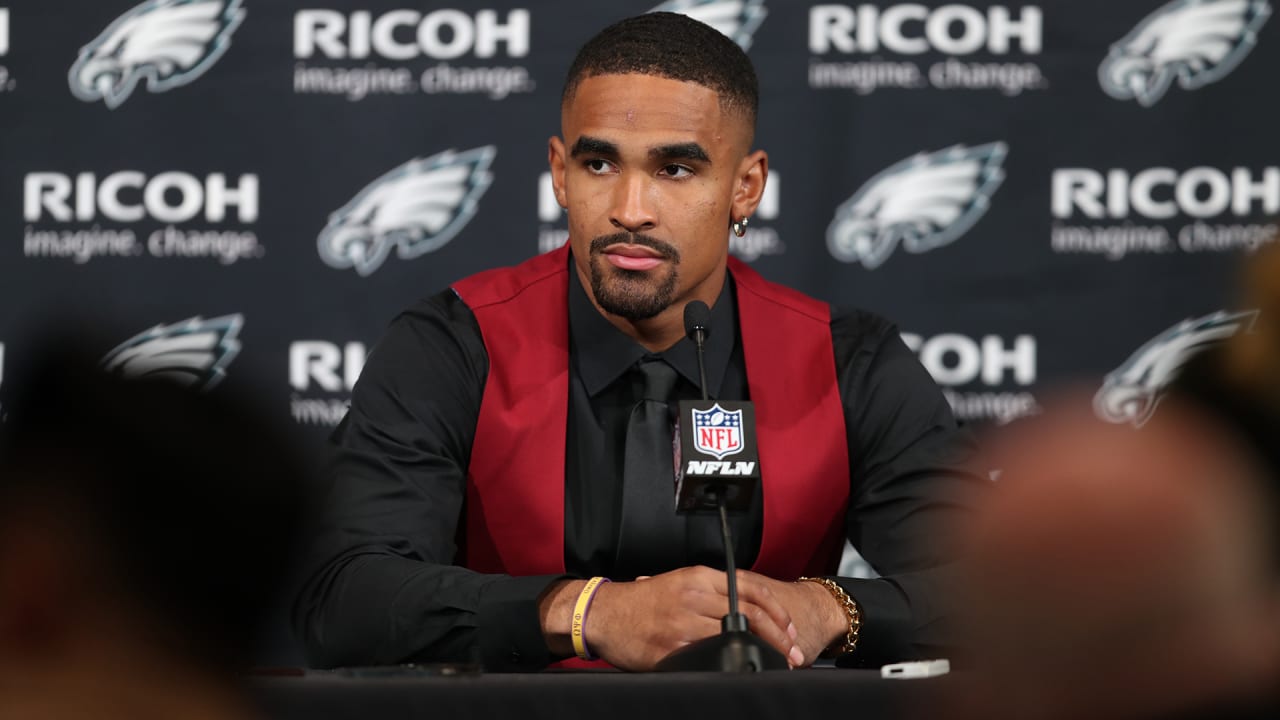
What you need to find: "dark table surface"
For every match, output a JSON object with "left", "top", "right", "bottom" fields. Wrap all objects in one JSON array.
[{"left": 252, "top": 667, "right": 952, "bottom": 720}]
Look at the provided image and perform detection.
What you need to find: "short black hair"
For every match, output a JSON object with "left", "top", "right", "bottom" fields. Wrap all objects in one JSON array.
[{"left": 562, "top": 12, "right": 759, "bottom": 129}]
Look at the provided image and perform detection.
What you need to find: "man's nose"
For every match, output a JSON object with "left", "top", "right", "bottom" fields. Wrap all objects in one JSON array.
[{"left": 609, "top": 173, "right": 658, "bottom": 233}]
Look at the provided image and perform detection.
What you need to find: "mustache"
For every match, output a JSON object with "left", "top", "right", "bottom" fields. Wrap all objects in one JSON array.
[{"left": 589, "top": 233, "right": 680, "bottom": 261}]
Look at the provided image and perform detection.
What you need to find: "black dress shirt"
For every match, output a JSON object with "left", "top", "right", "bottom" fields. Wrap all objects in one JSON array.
[{"left": 294, "top": 266, "right": 985, "bottom": 672}]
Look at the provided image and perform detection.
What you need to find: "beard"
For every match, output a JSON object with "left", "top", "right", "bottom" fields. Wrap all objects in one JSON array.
[{"left": 587, "top": 232, "right": 681, "bottom": 321}]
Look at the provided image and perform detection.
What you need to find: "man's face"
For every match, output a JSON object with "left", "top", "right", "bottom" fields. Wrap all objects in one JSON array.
[{"left": 549, "top": 73, "right": 764, "bottom": 324}]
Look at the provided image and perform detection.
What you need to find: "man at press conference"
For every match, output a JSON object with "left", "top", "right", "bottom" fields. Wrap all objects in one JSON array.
[{"left": 294, "top": 12, "right": 985, "bottom": 672}]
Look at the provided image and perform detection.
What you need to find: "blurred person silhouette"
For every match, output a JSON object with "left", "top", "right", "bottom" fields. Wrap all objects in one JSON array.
[
  {"left": 1157, "top": 239, "right": 1280, "bottom": 718},
  {"left": 0, "top": 339, "right": 311, "bottom": 720},
  {"left": 943, "top": 239, "right": 1280, "bottom": 719},
  {"left": 1171, "top": 238, "right": 1280, "bottom": 494},
  {"left": 949, "top": 395, "right": 1280, "bottom": 720}
]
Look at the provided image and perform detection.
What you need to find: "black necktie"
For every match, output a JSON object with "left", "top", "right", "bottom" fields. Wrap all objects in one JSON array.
[{"left": 614, "top": 358, "right": 686, "bottom": 578}]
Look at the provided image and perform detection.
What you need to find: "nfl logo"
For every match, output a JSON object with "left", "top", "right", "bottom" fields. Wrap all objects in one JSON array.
[{"left": 691, "top": 403, "right": 745, "bottom": 460}]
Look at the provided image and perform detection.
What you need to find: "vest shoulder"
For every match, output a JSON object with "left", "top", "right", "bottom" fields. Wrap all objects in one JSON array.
[
  {"left": 729, "top": 260, "right": 829, "bottom": 325},
  {"left": 453, "top": 250, "right": 568, "bottom": 309}
]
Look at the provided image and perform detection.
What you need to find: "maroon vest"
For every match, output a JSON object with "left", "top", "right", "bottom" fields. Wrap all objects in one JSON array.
[{"left": 451, "top": 245, "right": 849, "bottom": 580}]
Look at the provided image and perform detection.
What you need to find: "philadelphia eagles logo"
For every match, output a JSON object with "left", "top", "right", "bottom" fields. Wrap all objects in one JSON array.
[
  {"left": 1099, "top": 0, "right": 1271, "bottom": 107},
  {"left": 101, "top": 314, "right": 243, "bottom": 391},
  {"left": 1094, "top": 310, "right": 1257, "bottom": 427},
  {"left": 827, "top": 142, "right": 1007, "bottom": 269},
  {"left": 318, "top": 146, "right": 496, "bottom": 276},
  {"left": 69, "top": 0, "right": 245, "bottom": 109},
  {"left": 650, "top": 0, "right": 768, "bottom": 50}
]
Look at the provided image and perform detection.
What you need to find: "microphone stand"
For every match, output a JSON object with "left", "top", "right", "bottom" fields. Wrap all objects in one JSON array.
[{"left": 654, "top": 314, "right": 788, "bottom": 672}]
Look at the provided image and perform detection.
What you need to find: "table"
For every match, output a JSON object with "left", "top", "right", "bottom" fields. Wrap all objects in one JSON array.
[{"left": 253, "top": 667, "right": 952, "bottom": 720}]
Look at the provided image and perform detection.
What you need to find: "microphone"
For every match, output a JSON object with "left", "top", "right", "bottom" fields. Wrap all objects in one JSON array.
[
  {"left": 684, "top": 301, "right": 711, "bottom": 400},
  {"left": 673, "top": 301, "right": 759, "bottom": 515},
  {"left": 655, "top": 301, "right": 787, "bottom": 673}
]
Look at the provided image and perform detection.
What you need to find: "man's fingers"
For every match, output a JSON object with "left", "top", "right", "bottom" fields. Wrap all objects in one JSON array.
[
  {"left": 674, "top": 589, "right": 800, "bottom": 667},
  {"left": 731, "top": 572, "right": 796, "bottom": 645},
  {"left": 737, "top": 600, "right": 804, "bottom": 666}
]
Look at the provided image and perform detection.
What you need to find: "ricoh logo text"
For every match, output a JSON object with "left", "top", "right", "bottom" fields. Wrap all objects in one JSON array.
[
  {"left": 23, "top": 171, "right": 264, "bottom": 265},
  {"left": 293, "top": 8, "right": 533, "bottom": 101},
  {"left": 537, "top": 170, "right": 784, "bottom": 260},
  {"left": 808, "top": 4, "right": 1047, "bottom": 95},
  {"left": 902, "top": 332, "right": 1039, "bottom": 423},
  {"left": 289, "top": 340, "right": 367, "bottom": 426},
  {"left": 1050, "top": 166, "right": 1280, "bottom": 260}
]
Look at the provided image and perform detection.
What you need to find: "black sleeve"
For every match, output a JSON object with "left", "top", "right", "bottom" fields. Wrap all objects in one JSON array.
[
  {"left": 291, "top": 290, "right": 565, "bottom": 671},
  {"left": 827, "top": 309, "right": 988, "bottom": 665}
]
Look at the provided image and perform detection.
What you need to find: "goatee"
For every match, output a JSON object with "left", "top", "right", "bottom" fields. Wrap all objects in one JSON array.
[{"left": 588, "top": 232, "right": 681, "bottom": 321}]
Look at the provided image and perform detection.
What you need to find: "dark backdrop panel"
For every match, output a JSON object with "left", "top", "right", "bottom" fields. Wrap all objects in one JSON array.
[{"left": 1, "top": 0, "right": 1275, "bottom": 659}]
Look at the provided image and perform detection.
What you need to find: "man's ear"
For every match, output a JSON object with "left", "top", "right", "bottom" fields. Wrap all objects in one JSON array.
[
  {"left": 731, "top": 150, "right": 768, "bottom": 222},
  {"left": 548, "top": 136, "right": 569, "bottom": 209}
]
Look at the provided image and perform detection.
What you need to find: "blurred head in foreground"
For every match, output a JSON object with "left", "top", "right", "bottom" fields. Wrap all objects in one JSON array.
[
  {"left": 0, "top": 341, "right": 309, "bottom": 719},
  {"left": 954, "top": 396, "right": 1280, "bottom": 719}
]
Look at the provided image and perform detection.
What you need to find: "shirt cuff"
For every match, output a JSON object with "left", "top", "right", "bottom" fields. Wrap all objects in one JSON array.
[
  {"left": 831, "top": 577, "right": 914, "bottom": 668},
  {"left": 476, "top": 574, "right": 569, "bottom": 672}
]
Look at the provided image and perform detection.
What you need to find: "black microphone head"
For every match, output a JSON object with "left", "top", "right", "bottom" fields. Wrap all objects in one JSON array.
[{"left": 684, "top": 301, "right": 712, "bottom": 341}]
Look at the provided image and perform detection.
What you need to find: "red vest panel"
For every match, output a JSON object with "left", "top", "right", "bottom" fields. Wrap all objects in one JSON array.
[{"left": 452, "top": 245, "right": 850, "bottom": 580}]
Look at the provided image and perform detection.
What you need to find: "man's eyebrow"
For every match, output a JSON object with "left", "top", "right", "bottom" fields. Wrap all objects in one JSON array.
[
  {"left": 650, "top": 142, "right": 711, "bottom": 163},
  {"left": 570, "top": 136, "right": 618, "bottom": 158}
]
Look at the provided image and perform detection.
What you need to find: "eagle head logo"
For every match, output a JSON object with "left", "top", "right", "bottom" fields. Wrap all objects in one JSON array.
[
  {"left": 1094, "top": 310, "right": 1257, "bottom": 427},
  {"left": 650, "top": 0, "right": 768, "bottom": 50},
  {"left": 1099, "top": 0, "right": 1271, "bottom": 106},
  {"left": 318, "top": 146, "right": 497, "bottom": 276},
  {"left": 826, "top": 142, "right": 1007, "bottom": 269},
  {"left": 69, "top": 0, "right": 246, "bottom": 109},
  {"left": 101, "top": 314, "right": 244, "bottom": 391}
]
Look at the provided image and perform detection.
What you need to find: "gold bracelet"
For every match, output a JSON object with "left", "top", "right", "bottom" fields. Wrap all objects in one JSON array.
[
  {"left": 798, "top": 576, "right": 861, "bottom": 656},
  {"left": 570, "top": 577, "right": 609, "bottom": 660}
]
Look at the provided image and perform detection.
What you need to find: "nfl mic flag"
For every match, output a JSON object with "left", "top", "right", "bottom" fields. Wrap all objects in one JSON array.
[{"left": 675, "top": 399, "right": 760, "bottom": 514}]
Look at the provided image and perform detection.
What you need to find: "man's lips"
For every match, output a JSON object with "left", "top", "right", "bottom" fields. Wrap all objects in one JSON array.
[{"left": 602, "top": 243, "right": 666, "bottom": 271}]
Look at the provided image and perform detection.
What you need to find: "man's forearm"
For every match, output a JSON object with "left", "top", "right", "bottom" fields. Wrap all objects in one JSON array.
[
  {"left": 538, "top": 578, "right": 587, "bottom": 658},
  {"left": 296, "top": 552, "right": 564, "bottom": 670}
]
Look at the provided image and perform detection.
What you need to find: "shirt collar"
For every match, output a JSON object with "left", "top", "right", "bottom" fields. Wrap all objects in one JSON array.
[{"left": 569, "top": 261, "right": 737, "bottom": 398}]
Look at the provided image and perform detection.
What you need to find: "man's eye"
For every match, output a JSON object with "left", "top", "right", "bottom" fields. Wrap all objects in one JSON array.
[
  {"left": 585, "top": 159, "right": 614, "bottom": 174},
  {"left": 661, "top": 164, "right": 692, "bottom": 178}
]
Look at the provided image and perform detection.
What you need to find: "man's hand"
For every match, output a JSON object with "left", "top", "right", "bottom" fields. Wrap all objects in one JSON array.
[
  {"left": 540, "top": 566, "right": 805, "bottom": 671},
  {"left": 731, "top": 571, "right": 850, "bottom": 666}
]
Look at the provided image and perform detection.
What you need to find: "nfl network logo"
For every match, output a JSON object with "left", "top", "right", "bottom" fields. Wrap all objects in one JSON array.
[{"left": 692, "top": 403, "right": 744, "bottom": 459}]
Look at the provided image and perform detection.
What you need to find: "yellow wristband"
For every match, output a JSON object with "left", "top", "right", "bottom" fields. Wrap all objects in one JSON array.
[{"left": 570, "top": 576, "right": 610, "bottom": 661}]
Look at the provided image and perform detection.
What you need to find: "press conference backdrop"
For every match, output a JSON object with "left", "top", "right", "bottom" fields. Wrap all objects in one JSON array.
[{"left": 1, "top": 1, "right": 1275, "bottom": 450}]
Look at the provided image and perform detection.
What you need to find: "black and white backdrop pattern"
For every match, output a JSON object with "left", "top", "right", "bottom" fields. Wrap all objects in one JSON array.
[
  {"left": 5, "top": 0, "right": 1274, "bottom": 661},
  {"left": 2, "top": 0, "right": 1275, "bottom": 662},
  {"left": 1, "top": 0, "right": 1275, "bottom": 470}
]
